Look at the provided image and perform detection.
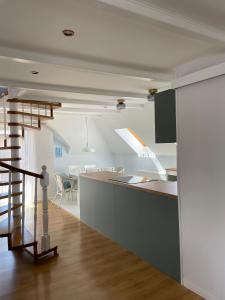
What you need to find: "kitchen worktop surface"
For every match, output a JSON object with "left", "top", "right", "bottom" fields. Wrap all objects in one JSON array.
[{"left": 80, "top": 172, "right": 177, "bottom": 199}]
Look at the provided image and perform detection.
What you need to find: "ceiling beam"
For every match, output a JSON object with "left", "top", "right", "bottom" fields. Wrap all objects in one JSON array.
[
  {"left": 0, "top": 78, "right": 147, "bottom": 99},
  {"left": 21, "top": 95, "right": 145, "bottom": 106},
  {"left": 58, "top": 107, "right": 118, "bottom": 113},
  {"left": 62, "top": 103, "right": 143, "bottom": 110},
  {"left": 98, "top": 0, "right": 225, "bottom": 44},
  {"left": 0, "top": 46, "right": 172, "bottom": 81},
  {"left": 55, "top": 107, "right": 119, "bottom": 116}
]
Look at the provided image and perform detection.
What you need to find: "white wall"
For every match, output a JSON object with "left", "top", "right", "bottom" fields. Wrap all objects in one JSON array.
[
  {"left": 33, "top": 126, "right": 55, "bottom": 198},
  {"left": 50, "top": 115, "right": 115, "bottom": 173},
  {"left": 177, "top": 75, "right": 225, "bottom": 300},
  {"left": 113, "top": 153, "right": 176, "bottom": 174},
  {"left": 22, "top": 126, "right": 55, "bottom": 200},
  {"left": 96, "top": 103, "right": 176, "bottom": 156},
  {"left": 55, "top": 152, "right": 115, "bottom": 173}
]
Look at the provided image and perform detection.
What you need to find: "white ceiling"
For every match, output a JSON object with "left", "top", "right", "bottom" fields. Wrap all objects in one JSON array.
[
  {"left": 0, "top": 0, "right": 223, "bottom": 69},
  {"left": 0, "top": 0, "right": 224, "bottom": 115}
]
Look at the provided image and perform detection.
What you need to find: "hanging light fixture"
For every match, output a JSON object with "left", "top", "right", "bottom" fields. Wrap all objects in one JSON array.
[{"left": 82, "top": 117, "right": 95, "bottom": 153}]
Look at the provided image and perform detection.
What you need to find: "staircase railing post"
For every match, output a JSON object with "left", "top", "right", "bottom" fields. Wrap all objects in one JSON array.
[{"left": 40, "top": 165, "right": 50, "bottom": 252}]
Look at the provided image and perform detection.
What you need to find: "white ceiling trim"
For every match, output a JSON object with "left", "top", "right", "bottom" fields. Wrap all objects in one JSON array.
[
  {"left": 0, "top": 78, "right": 147, "bottom": 99},
  {"left": 98, "top": 0, "right": 225, "bottom": 43},
  {"left": 0, "top": 46, "right": 171, "bottom": 81},
  {"left": 172, "top": 61, "right": 225, "bottom": 89},
  {"left": 23, "top": 97, "right": 144, "bottom": 108},
  {"left": 21, "top": 95, "right": 145, "bottom": 105}
]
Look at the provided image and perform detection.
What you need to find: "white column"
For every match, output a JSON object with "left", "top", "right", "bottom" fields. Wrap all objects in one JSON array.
[
  {"left": 40, "top": 165, "right": 50, "bottom": 252},
  {"left": 176, "top": 75, "right": 225, "bottom": 299}
]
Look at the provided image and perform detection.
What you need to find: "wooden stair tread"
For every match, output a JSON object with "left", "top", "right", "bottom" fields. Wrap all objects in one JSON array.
[
  {"left": 7, "top": 98, "right": 61, "bottom": 109},
  {"left": 8, "top": 111, "right": 54, "bottom": 120},
  {"left": 0, "top": 203, "right": 22, "bottom": 216},
  {"left": 8, "top": 123, "right": 41, "bottom": 130},
  {"left": 11, "top": 226, "right": 35, "bottom": 248},
  {"left": 0, "top": 191, "right": 22, "bottom": 200},
  {"left": 0, "top": 180, "right": 22, "bottom": 186},
  {"left": 8, "top": 134, "right": 23, "bottom": 138},
  {"left": 0, "top": 170, "right": 9, "bottom": 174},
  {"left": 0, "top": 157, "right": 21, "bottom": 162},
  {"left": 0, "top": 215, "right": 21, "bottom": 235},
  {"left": 0, "top": 146, "right": 21, "bottom": 150}
]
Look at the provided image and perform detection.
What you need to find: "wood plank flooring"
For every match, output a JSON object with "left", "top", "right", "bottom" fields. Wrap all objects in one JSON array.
[{"left": 0, "top": 202, "right": 202, "bottom": 300}]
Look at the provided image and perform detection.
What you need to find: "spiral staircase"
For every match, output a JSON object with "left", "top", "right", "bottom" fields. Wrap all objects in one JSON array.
[{"left": 0, "top": 96, "right": 61, "bottom": 261}]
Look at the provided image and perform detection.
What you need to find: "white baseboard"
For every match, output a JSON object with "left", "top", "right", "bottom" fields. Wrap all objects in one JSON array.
[{"left": 184, "top": 279, "right": 220, "bottom": 300}]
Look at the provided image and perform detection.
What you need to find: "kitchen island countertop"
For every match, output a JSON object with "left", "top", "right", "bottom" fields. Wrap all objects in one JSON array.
[{"left": 80, "top": 171, "right": 177, "bottom": 199}]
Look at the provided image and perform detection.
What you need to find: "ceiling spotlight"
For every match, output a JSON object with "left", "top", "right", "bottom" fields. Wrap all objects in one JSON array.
[
  {"left": 62, "top": 29, "right": 75, "bottom": 37},
  {"left": 147, "top": 88, "right": 158, "bottom": 102},
  {"left": 31, "top": 70, "right": 39, "bottom": 75},
  {"left": 116, "top": 99, "right": 126, "bottom": 111}
]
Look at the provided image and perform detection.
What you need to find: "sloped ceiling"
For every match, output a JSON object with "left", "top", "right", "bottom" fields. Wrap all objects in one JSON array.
[{"left": 95, "top": 103, "right": 176, "bottom": 155}]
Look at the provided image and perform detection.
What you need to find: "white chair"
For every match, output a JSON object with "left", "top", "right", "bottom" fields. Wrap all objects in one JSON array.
[
  {"left": 84, "top": 165, "right": 98, "bottom": 173},
  {"left": 68, "top": 166, "right": 82, "bottom": 196},
  {"left": 68, "top": 165, "right": 81, "bottom": 177},
  {"left": 115, "top": 166, "right": 125, "bottom": 175},
  {"left": 54, "top": 174, "right": 72, "bottom": 204},
  {"left": 101, "top": 167, "right": 115, "bottom": 172}
]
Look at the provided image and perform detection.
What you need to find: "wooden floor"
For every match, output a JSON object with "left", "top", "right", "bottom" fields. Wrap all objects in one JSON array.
[{"left": 0, "top": 203, "right": 202, "bottom": 300}]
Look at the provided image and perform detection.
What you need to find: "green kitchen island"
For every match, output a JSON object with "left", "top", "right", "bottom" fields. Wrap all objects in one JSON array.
[{"left": 79, "top": 172, "right": 180, "bottom": 282}]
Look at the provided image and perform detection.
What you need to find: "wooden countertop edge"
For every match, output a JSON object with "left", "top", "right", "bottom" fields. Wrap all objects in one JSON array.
[{"left": 80, "top": 174, "right": 178, "bottom": 200}]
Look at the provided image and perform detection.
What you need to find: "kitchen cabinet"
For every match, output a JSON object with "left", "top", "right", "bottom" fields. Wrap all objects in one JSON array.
[{"left": 155, "top": 89, "right": 176, "bottom": 143}]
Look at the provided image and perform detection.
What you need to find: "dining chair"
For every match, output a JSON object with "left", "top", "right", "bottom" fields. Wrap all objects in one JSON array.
[
  {"left": 115, "top": 166, "right": 125, "bottom": 175},
  {"left": 54, "top": 174, "right": 72, "bottom": 204},
  {"left": 100, "top": 167, "right": 115, "bottom": 172},
  {"left": 84, "top": 165, "right": 98, "bottom": 173},
  {"left": 68, "top": 165, "right": 81, "bottom": 176}
]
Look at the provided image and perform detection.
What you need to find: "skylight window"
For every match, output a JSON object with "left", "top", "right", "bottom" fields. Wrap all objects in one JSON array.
[
  {"left": 115, "top": 128, "right": 166, "bottom": 176},
  {"left": 115, "top": 128, "right": 155, "bottom": 158}
]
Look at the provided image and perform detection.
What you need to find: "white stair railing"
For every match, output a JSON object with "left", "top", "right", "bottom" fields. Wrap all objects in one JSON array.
[
  {"left": 7, "top": 171, "right": 12, "bottom": 233},
  {"left": 33, "top": 177, "right": 38, "bottom": 243},
  {"left": 40, "top": 165, "right": 50, "bottom": 252},
  {"left": 21, "top": 173, "right": 25, "bottom": 243},
  {"left": 0, "top": 162, "right": 56, "bottom": 259}
]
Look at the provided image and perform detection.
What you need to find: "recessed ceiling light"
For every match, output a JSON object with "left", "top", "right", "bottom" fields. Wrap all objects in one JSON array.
[
  {"left": 62, "top": 29, "right": 75, "bottom": 37},
  {"left": 31, "top": 70, "right": 39, "bottom": 75}
]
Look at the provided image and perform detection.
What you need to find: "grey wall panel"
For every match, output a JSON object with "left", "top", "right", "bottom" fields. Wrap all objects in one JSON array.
[
  {"left": 114, "top": 186, "right": 143, "bottom": 253},
  {"left": 80, "top": 177, "right": 97, "bottom": 228},
  {"left": 94, "top": 181, "right": 115, "bottom": 239},
  {"left": 140, "top": 192, "right": 180, "bottom": 281}
]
